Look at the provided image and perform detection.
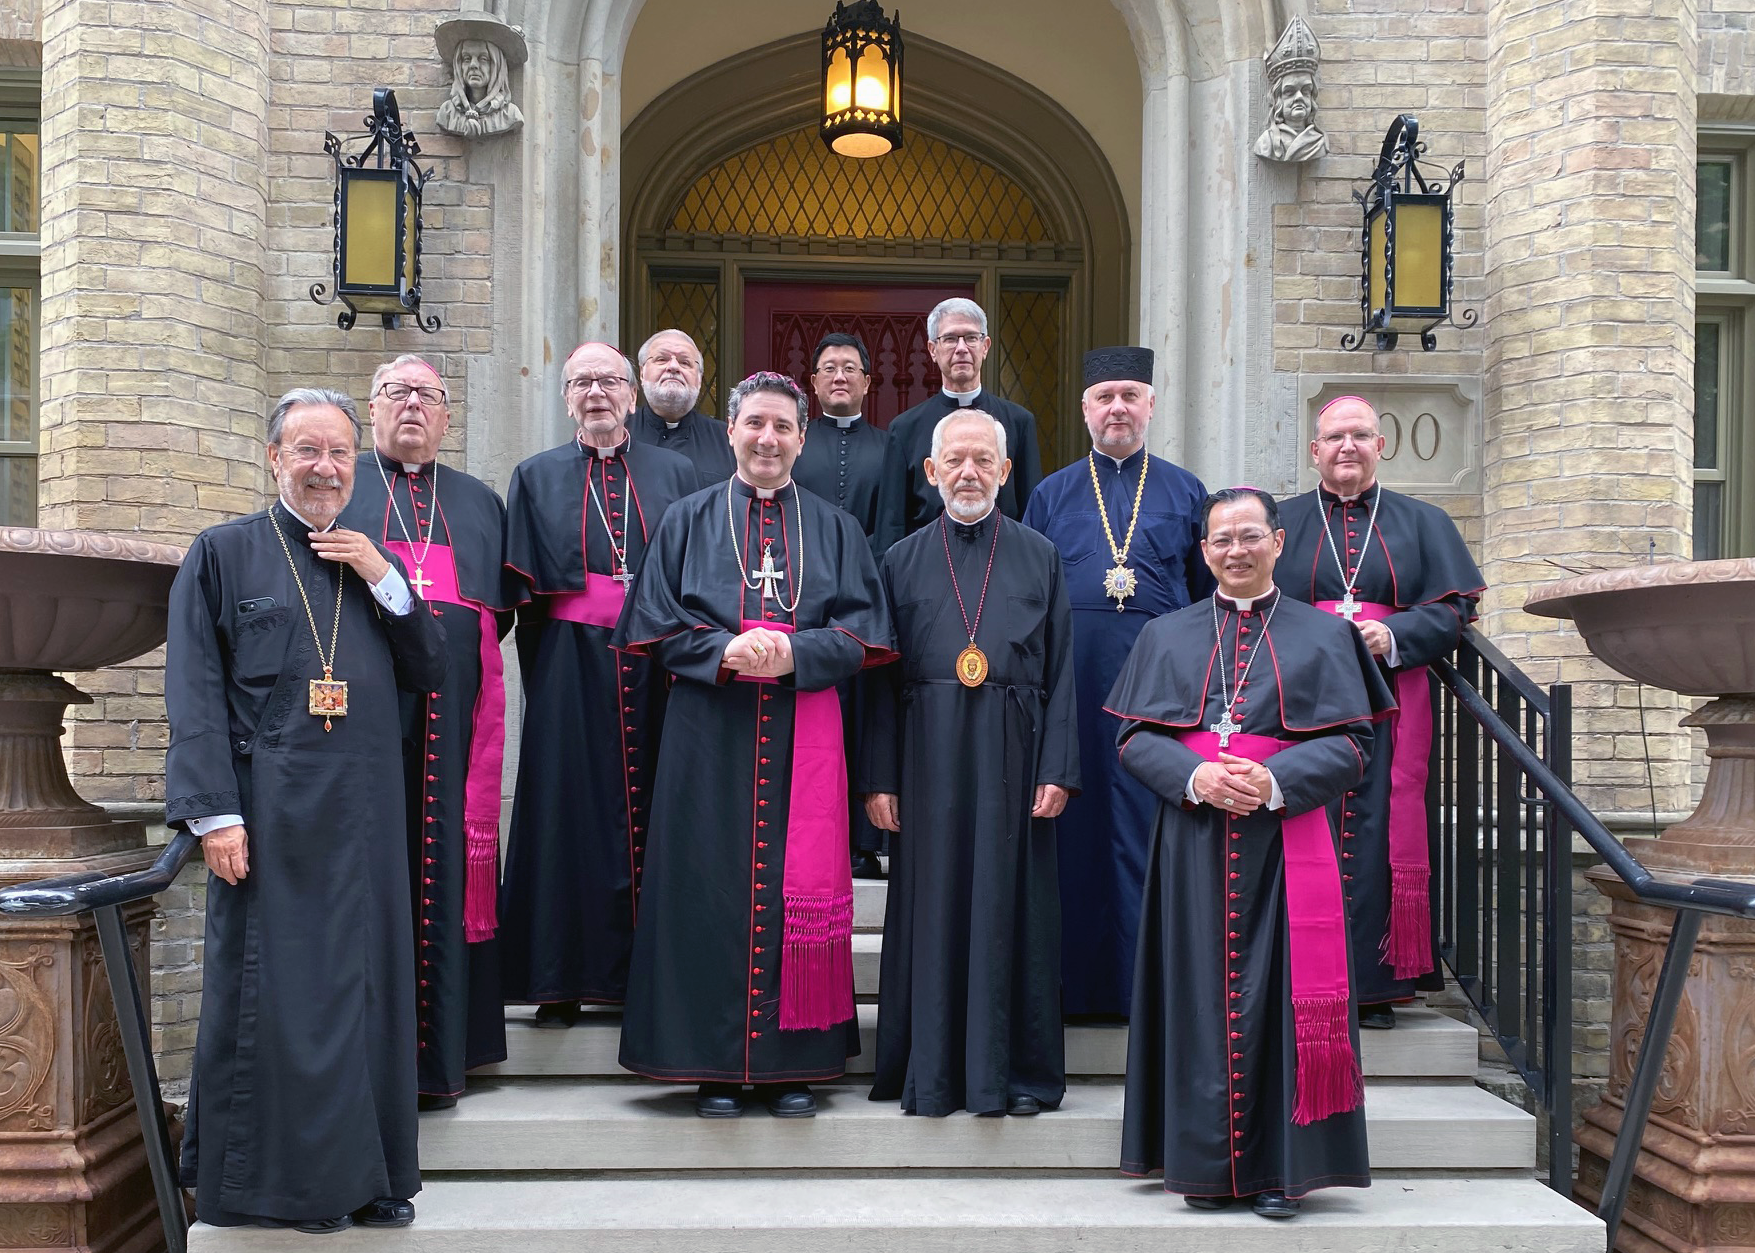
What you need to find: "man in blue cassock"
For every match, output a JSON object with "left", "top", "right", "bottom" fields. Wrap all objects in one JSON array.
[{"left": 1022, "top": 346, "right": 1210, "bottom": 1018}]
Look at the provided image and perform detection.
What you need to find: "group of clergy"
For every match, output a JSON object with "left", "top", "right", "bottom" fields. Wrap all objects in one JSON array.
[{"left": 160, "top": 293, "right": 1483, "bottom": 1234}]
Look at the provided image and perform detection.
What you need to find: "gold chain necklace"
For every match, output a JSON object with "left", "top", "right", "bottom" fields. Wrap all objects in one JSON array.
[
  {"left": 1087, "top": 451, "right": 1150, "bottom": 611},
  {"left": 268, "top": 508, "right": 348, "bottom": 731}
]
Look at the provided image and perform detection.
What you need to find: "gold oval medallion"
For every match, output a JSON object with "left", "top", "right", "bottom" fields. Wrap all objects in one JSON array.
[{"left": 956, "top": 643, "right": 989, "bottom": 688}]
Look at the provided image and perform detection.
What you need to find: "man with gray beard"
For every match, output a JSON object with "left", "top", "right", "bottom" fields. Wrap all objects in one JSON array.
[{"left": 629, "top": 328, "right": 735, "bottom": 487}]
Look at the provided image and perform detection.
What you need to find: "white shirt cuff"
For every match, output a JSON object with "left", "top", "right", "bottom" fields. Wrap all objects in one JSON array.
[
  {"left": 1384, "top": 627, "right": 1400, "bottom": 669},
  {"left": 188, "top": 813, "right": 244, "bottom": 836},
  {"left": 373, "top": 567, "right": 413, "bottom": 615}
]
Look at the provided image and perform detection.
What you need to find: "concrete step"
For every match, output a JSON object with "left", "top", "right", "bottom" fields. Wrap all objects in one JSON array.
[
  {"left": 854, "top": 877, "right": 886, "bottom": 931},
  {"left": 478, "top": 1004, "right": 1480, "bottom": 1081},
  {"left": 189, "top": 1176, "right": 1602, "bottom": 1252},
  {"left": 417, "top": 1079, "right": 1535, "bottom": 1173}
]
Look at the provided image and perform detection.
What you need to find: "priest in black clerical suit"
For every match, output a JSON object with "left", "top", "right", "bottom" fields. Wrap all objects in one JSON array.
[
  {"left": 629, "top": 327, "right": 735, "bottom": 487},
  {"left": 338, "top": 355, "right": 516, "bottom": 1108},
  {"left": 168, "top": 388, "right": 445, "bottom": 1232},
  {"left": 612, "top": 371, "right": 894, "bottom": 1119},
  {"left": 877, "top": 299, "right": 1042, "bottom": 548},
  {"left": 794, "top": 332, "right": 893, "bottom": 878},
  {"left": 498, "top": 343, "right": 697, "bottom": 1021},
  {"left": 1279, "top": 395, "right": 1484, "bottom": 1021},
  {"left": 862, "top": 408, "right": 1079, "bottom": 1118},
  {"left": 1108, "top": 487, "right": 1393, "bottom": 1220}
]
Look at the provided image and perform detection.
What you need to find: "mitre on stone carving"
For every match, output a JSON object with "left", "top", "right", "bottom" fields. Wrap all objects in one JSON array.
[
  {"left": 1254, "top": 17, "right": 1329, "bottom": 163},
  {"left": 434, "top": 14, "right": 528, "bottom": 139}
]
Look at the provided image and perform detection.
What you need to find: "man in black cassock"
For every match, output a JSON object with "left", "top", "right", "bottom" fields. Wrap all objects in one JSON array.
[
  {"left": 167, "top": 388, "right": 446, "bottom": 1233},
  {"left": 629, "top": 327, "right": 735, "bottom": 487},
  {"left": 862, "top": 409, "right": 1079, "bottom": 1117},
  {"left": 1280, "top": 395, "right": 1484, "bottom": 1025},
  {"left": 877, "top": 298, "right": 1042, "bottom": 548},
  {"left": 339, "top": 354, "right": 513, "bottom": 1110},
  {"left": 794, "top": 331, "right": 893, "bottom": 879},
  {"left": 1109, "top": 487, "right": 1394, "bottom": 1219},
  {"left": 613, "top": 371, "right": 894, "bottom": 1119},
  {"left": 1022, "top": 346, "right": 1211, "bottom": 1020},
  {"left": 498, "top": 342, "right": 697, "bottom": 1023}
]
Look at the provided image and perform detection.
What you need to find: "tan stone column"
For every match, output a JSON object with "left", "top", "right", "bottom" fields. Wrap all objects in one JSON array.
[{"left": 1482, "top": 0, "right": 1697, "bottom": 816}]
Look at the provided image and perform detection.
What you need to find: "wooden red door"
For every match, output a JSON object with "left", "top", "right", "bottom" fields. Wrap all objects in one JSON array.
[{"left": 743, "top": 279, "right": 976, "bottom": 429}]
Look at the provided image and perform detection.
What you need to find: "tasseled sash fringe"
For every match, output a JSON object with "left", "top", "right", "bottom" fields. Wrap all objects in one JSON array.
[
  {"left": 1384, "top": 861, "right": 1432, "bottom": 979},
  {"left": 1292, "top": 995, "right": 1364, "bottom": 1125},
  {"left": 779, "top": 891, "right": 854, "bottom": 1031},
  {"left": 463, "top": 818, "right": 500, "bottom": 943}
]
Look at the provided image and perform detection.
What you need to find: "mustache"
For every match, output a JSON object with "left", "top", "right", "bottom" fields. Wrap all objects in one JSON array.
[{"left": 303, "top": 474, "right": 343, "bottom": 490}]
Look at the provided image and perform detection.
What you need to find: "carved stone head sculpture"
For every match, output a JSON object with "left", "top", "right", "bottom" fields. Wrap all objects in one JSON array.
[
  {"left": 434, "top": 16, "right": 527, "bottom": 139},
  {"left": 1254, "top": 17, "right": 1329, "bottom": 163}
]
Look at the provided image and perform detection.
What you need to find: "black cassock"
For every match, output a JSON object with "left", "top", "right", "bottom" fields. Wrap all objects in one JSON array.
[
  {"left": 1107, "top": 590, "right": 1393, "bottom": 1200},
  {"left": 499, "top": 437, "right": 697, "bottom": 1004},
  {"left": 340, "top": 451, "right": 515, "bottom": 1099},
  {"left": 1279, "top": 484, "right": 1483, "bottom": 1002},
  {"left": 630, "top": 403, "right": 736, "bottom": 489},
  {"left": 612, "top": 477, "right": 894, "bottom": 1083},
  {"left": 862, "top": 511, "right": 1080, "bottom": 1115},
  {"left": 877, "top": 391, "right": 1042, "bottom": 549},
  {"left": 166, "top": 504, "right": 446, "bottom": 1223},
  {"left": 793, "top": 413, "right": 893, "bottom": 856}
]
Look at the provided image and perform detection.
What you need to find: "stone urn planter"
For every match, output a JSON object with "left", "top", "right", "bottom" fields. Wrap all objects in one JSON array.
[
  {"left": 1528, "top": 558, "right": 1755, "bottom": 1253},
  {"left": 0, "top": 527, "right": 183, "bottom": 1253}
]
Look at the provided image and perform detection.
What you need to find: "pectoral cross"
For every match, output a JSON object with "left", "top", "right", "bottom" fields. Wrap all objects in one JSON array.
[
  {"left": 612, "top": 566, "right": 635, "bottom": 589},
  {"left": 1209, "top": 712, "right": 1240, "bottom": 748},
  {"left": 752, "top": 542, "right": 785, "bottom": 602},
  {"left": 1335, "top": 593, "right": 1361, "bottom": 622},
  {"left": 409, "top": 567, "right": 433, "bottom": 599}
]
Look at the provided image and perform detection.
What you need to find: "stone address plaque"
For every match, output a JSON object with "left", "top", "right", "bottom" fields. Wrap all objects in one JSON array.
[{"left": 1297, "top": 376, "right": 1481, "bottom": 497}]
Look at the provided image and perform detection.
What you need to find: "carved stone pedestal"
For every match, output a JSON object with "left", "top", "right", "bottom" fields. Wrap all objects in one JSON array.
[
  {"left": 0, "top": 672, "right": 166, "bottom": 1253},
  {"left": 1574, "top": 696, "right": 1755, "bottom": 1252}
]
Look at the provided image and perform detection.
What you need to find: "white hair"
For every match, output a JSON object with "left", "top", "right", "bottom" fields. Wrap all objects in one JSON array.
[
  {"left": 637, "top": 328, "right": 702, "bottom": 371},
  {"left": 926, "top": 298, "right": 989, "bottom": 342},
  {"left": 369, "top": 354, "right": 447, "bottom": 400},
  {"left": 930, "top": 408, "right": 1007, "bottom": 463}
]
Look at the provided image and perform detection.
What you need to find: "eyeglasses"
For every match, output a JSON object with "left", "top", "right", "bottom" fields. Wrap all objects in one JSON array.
[
  {"left": 1317, "top": 430, "right": 1379, "bottom": 447},
  {"left": 565, "top": 375, "right": 630, "bottom": 394},
  {"left": 377, "top": 382, "right": 447, "bottom": 406},
  {"left": 814, "top": 365, "right": 866, "bottom": 378},
  {"left": 284, "top": 445, "right": 356, "bottom": 465},
  {"left": 934, "top": 332, "right": 987, "bottom": 348},
  {"left": 1205, "top": 530, "right": 1274, "bottom": 551},
  {"left": 645, "top": 351, "right": 699, "bottom": 370}
]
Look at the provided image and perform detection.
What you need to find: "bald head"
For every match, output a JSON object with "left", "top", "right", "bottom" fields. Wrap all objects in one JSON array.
[
  {"left": 1311, "top": 394, "right": 1385, "bottom": 497},
  {"left": 562, "top": 342, "right": 637, "bottom": 446}
]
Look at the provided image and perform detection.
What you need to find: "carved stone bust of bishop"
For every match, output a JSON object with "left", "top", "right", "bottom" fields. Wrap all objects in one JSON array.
[
  {"left": 1254, "top": 17, "right": 1329, "bottom": 163},
  {"left": 434, "top": 15, "right": 527, "bottom": 139}
]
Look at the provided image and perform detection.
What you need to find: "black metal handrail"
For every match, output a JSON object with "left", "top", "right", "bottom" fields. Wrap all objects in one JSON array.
[
  {"left": 0, "top": 832, "right": 198, "bottom": 1253},
  {"left": 1434, "top": 632, "right": 1755, "bottom": 1252}
]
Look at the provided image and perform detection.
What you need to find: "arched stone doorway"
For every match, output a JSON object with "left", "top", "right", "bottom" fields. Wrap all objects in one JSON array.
[{"left": 619, "top": 32, "right": 1129, "bottom": 473}]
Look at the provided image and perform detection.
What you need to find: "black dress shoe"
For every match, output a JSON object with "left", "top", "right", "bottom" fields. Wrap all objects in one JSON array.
[
  {"left": 1006, "top": 1094, "right": 1042, "bottom": 1116},
  {"left": 533, "top": 1001, "right": 583, "bottom": 1028},
  {"left": 1359, "top": 1003, "right": 1397, "bottom": 1030},
  {"left": 1251, "top": 1190, "right": 1301, "bottom": 1219},
  {"left": 258, "top": 1215, "right": 353, "bottom": 1234},
  {"left": 418, "top": 1092, "right": 458, "bottom": 1111},
  {"left": 696, "top": 1083, "right": 745, "bottom": 1118},
  {"left": 851, "top": 850, "right": 885, "bottom": 880},
  {"left": 352, "top": 1198, "right": 416, "bottom": 1228},
  {"left": 1184, "top": 1194, "right": 1236, "bottom": 1211},
  {"left": 762, "top": 1083, "right": 816, "bottom": 1118}
]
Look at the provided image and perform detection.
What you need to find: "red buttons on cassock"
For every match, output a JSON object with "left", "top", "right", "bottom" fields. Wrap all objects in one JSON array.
[
  {"left": 755, "top": 925, "right": 765, "bottom": 932},
  {"left": 427, "top": 754, "right": 437, "bottom": 762},
  {"left": 1230, "top": 852, "right": 1240, "bottom": 860},
  {"left": 1228, "top": 931, "right": 1239, "bottom": 940},
  {"left": 1229, "top": 1011, "right": 1240, "bottom": 1020},
  {"left": 1229, "top": 892, "right": 1240, "bottom": 900},
  {"left": 751, "top": 1031, "right": 761, "bottom": 1039},
  {"left": 1230, "top": 1032, "right": 1242, "bottom": 1040},
  {"left": 756, "top": 863, "right": 766, "bottom": 870},
  {"left": 425, "top": 816, "right": 436, "bottom": 824},
  {"left": 755, "top": 904, "right": 766, "bottom": 911},
  {"left": 754, "top": 883, "right": 766, "bottom": 891},
  {"left": 757, "top": 840, "right": 768, "bottom": 847},
  {"left": 758, "top": 799, "right": 768, "bottom": 807},
  {"left": 758, "top": 778, "right": 770, "bottom": 786},
  {"left": 751, "top": 1010, "right": 760, "bottom": 1017},
  {"left": 1232, "top": 1052, "right": 1242, "bottom": 1060},
  {"left": 1229, "top": 952, "right": 1239, "bottom": 960},
  {"left": 1229, "top": 872, "right": 1240, "bottom": 880},
  {"left": 1233, "top": 1131, "right": 1243, "bottom": 1139}
]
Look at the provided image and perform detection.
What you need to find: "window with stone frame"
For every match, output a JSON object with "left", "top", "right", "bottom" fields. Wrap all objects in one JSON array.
[
  {"left": 0, "top": 71, "right": 38, "bottom": 529},
  {"left": 1696, "top": 141, "right": 1755, "bottom": 561}
]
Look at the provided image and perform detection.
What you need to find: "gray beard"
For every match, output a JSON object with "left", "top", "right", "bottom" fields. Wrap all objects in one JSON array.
[
  {"left": 642, "top": 378, "right": 700, "bottom": 418},
  {"left": 943, "top": 492, "right": 994, "bottom": 521}
]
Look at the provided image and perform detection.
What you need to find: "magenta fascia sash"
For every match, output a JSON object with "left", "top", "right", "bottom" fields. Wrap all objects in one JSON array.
[
  {"left": 546, "top": 574, "right": 628, "bottom": 630},
  {"left": 1177, "top": 729, "right": 1363, "bottom": 1125}
]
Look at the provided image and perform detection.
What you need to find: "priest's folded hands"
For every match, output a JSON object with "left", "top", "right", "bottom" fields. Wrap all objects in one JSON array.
[
  {"left": 1191, "top": 755, "right": 1272, "bottom": 814},
  {"left": 722, "top": 627, "right": 794, "bottom": 677}
]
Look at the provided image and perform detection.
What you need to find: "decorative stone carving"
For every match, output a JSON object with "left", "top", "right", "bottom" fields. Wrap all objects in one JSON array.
[
  {"left": 1299, "top": 377, "right": 1482, "bottom": 496},
  {"left": 1254, "top": 17, "right": 1328, "bottom": 163},
  {"left": 434, "top": 16, "right": 526, "bottom": 139}
]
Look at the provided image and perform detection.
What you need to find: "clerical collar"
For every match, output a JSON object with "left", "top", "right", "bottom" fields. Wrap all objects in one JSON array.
[
  {"left": 663, "top": 420, "right": 682, "bottom": 431},
  {"left": 1321, "top": 481, "right": 1380, "bottom": 506},
  {"left": 370, "top": 448, "right": 432, "bottom": 477},
  {"left": 732, "top": 474, "right": 793, "bottom": 501},
  {"left": 821, "top": 412, "right": 862, "bottom": 430},
  {"left": 576, "top": 433, "right": 632, "bottom": 459},
  {"left": 275, "top": 497, "right": 336, "bottom": 534},
  {"left": 942, "top": 385, "right": 983, "bottom": 407},
  {"left": 1216, "top": 585, "right": 1280, "bottom": 612}
]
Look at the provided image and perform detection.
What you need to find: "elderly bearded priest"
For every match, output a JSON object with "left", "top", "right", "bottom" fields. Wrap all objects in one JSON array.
[{"left": 167, "top": 388, "right": 446, "bottom": 1233}]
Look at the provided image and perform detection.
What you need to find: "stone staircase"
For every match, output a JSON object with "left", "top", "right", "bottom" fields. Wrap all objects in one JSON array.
[{"left": 191, "top": 877, "right": 1603, "bottom": 1250}]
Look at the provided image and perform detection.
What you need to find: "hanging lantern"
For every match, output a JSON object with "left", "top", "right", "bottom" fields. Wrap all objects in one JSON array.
[
  {"left": 1340, "top": 114, "right": 1475, "bottom": 352},
  {"left": 311, "top": 89, "right": 441, "bottom": 332},
  {"left": 820, "top": 1, "right": 903, "bottom": 159}
]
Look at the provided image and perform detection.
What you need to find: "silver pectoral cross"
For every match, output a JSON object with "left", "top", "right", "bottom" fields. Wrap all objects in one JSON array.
[
  {"left": 1209, "top": 712, "right": 1241, "bottom": 748},
  {"left": 752, "top": 542, "right": 785, "bottom": 602},
  {"left": 612, "top": 566, "right": 635, "bottom": 589},
  {"left": 1335, "top": 593, "right": 1361, "bottom": 621},
  {"left": 409, "top": 567, "right": 433, "bottom": 599}
]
